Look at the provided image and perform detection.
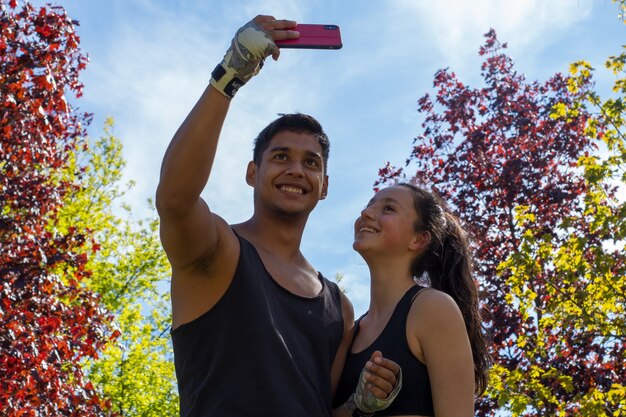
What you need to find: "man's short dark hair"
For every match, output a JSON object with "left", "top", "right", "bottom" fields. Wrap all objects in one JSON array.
[{"left": 253, "top": 113, "right": 330, "bottom": 173}]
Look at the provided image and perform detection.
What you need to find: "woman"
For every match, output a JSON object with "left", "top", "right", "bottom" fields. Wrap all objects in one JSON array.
[{"left": 334, "top": 183, "right": 492, "bottom": 416}]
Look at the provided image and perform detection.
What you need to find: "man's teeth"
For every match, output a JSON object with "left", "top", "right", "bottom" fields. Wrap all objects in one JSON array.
[
  {"left": 280, "top": 185, "right": 303, "bottom": 194},
  {"left": 360, "top": 226, "right": 376, "bottom": 233}
]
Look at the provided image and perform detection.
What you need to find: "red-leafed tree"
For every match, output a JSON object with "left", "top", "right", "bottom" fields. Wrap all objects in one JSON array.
[
  {"left": 376, "top": 29, "right": 626, "bottom": 415},
  {"left": 1, "top": 1, "right": 115, "bottom": 415}
]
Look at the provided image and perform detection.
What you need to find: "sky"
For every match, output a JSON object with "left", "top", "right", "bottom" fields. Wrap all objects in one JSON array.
[{"left": 35, "top": 0, "right": 625, "bottom": 316}]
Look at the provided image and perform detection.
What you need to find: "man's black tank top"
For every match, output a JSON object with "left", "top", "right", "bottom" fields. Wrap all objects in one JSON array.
[
  {"left": 171, "top": 232, "right": 344, "bottom": 417},
  {"left": 333, "top": 285, "right": 434, "bottom": 416}
]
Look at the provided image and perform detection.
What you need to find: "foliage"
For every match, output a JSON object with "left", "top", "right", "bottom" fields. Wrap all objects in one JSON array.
[
  {"left": 376, "top": 28, "right": 626, "bottom": 416},
  {"left": 0, "top": 1, "right": 114, "bottom": 415},
  {"left": 59, "top": 120, "right": 178, "bottom": 416}
]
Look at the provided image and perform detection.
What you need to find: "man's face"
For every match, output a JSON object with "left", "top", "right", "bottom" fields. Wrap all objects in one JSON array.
[{"left": 246, "top": 130, "right": 329, "bottom": 216}]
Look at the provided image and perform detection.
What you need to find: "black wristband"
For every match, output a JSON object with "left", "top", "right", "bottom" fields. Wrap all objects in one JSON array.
[{"left": 210, "top": 63, "right": 246, "bottom": 99}]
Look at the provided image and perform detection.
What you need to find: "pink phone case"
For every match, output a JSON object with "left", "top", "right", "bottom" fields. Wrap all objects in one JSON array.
[{"left": 275, "top": 24, "right": 342, "bottom": 49}]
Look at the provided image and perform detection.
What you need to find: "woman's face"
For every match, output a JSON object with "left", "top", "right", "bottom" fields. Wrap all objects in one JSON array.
[{"left": 353, "top": 185, "right": 422, "bottom": 255}]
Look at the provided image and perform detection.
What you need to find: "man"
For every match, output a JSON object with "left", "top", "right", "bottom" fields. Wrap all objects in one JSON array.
[{"left": 156, "top": 15, "right": 399, "bottom": 417}]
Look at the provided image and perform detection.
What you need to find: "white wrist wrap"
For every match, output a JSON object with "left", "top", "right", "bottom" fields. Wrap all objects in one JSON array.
[{"left": 354, "top": 367, "right": 403, "bottom": 413}]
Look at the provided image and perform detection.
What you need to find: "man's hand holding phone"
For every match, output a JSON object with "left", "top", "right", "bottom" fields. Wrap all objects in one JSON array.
[
  {"left": 209, "top": 15, "right": 298, "bottom": 99},
  {"left": 210, "top": 15, "right": 342, "bottom": 99}
]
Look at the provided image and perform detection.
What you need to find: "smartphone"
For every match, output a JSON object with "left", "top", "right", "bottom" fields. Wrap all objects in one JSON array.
[{"left": 275, "top": 24, "right": 342, "bottom": 50}]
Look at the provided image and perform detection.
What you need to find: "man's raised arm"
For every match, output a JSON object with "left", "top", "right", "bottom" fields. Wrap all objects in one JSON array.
[{"left": 155, "top": 16, "right": 298, "bottom": 270}]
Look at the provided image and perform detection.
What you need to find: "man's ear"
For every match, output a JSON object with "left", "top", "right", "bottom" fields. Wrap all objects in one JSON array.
[
  {"left": 409, "top": 231, "right": 431, "bottom": 253},
  {"left": 320, "top": 175, "right": 329, "bottom": 200},
  {"left": 245, "top": 161, "right": 256, "bottom": 187}
]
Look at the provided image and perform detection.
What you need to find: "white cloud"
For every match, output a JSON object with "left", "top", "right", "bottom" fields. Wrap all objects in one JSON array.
[
  {"left": 337, "top": 260, "right": 373, "bottom": 317},
  {"left": 388, "top": 0, "right": 593, "bottom": 71},
  {"left": 394, "top": 0, "right": 594, "bottom": 47}
]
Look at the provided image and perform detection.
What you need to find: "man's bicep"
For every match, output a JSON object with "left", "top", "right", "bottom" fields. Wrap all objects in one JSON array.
[{"left": 158, "top": 197, "right": 223, "bottom": 270}]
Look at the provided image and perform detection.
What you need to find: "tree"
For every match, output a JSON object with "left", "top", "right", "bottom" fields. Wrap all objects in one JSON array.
[
  {"left": 58, "top": 120, "right": 179, "bottom": 416},
  {"left": 1, "top": 1, "right": 114, "bottom": 415},
  {"left": 376, "top": 27, "right": 625, "bottom": 415},
  {"left": 530, "top": 17, "right": 626, "bottom": 412}
]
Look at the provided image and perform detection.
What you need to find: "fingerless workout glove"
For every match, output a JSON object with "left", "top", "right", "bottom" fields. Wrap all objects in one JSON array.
[{"left": 210, "top": 19, "right": 277, "bottom": 99}]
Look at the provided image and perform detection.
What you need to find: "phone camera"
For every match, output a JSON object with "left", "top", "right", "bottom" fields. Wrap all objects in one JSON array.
[{"left": 324, "top": 25, "right": 338, "bottom": 30}]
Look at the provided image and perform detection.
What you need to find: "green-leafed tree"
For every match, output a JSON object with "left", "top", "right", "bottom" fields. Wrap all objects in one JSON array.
[
  {"left": 492, "top": 10, "right": 626, "bottom": 415},
  {"left": 56, "top": 119, "right": 179, "bottom": 416},
  {"left": 491, "top": 40, "right": 626, "bottom": 415}
]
